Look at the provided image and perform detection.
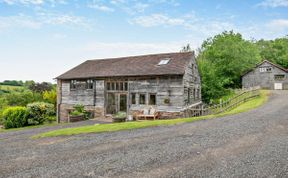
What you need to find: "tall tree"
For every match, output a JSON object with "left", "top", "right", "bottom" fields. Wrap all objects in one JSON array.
[
  {"left": 256, "top": 36, "right": 288, "bottom": 68},
  {"left": 197, "top": 31, "right": 261, "bottom": 102}
]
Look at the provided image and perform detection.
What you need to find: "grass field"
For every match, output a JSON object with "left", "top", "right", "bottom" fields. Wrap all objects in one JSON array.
[
  {"left": 0, "top": 122, "right": 61, "bottom": 133},
  {"left": 32, "top": 90, "right": 269, "bottom": 139},
  {"left": 0, "top": 85, "right": 23, "bottom": 92}
]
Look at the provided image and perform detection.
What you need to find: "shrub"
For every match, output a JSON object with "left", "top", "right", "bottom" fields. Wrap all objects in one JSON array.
[
  {"left": 47, "top": 116, "right": 56, "bottom": 123},
  {"left": 27, "top": 102, "right": 55, "bottom": 125},
  {"left": 113, "top": 112, "right": 126, "bottom": 118},
  {"left": 73, "top": 104, "right": 85, "bottom": 113},
  {"left": 2, "top": 106, "right": 29, "bottom": 129},
  {"left": 69, "top": 104, "right": 90, "bottom": 119},
  {"left": 70, "top": 110, "right": 83, "bottom": 116}
]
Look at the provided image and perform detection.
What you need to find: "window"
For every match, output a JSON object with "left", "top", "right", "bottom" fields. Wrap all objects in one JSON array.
[
  {"left": 70, "top": 80, "right": 93, "bottom": 90},
  {"left": 139, "top": 94, "right": 146, "bottom": 104},
  {"left": 87, "top": 80, "right": 93, "bottom": 89},
  {"left": 71, "top": 80, "right": 76, "bottom": 90},
  {"left": 131, "top": 93, "right": 136, "bottom": 104},
  {"left": 275, "top": 75, "right": 285, "bottom": 81},
  {"left": 149, "top": 94, "right": 156, "bottom": 105},
  {"left": 107, "top": 81, "right": 128, "bottom": 91},
  {"left": 187, "top": 88, "right": 190, "bottom": 104},
  {"left": 260, "top": 67, "right": 272, "bottom": 73},
  {"left": 106, "top": 82, "right": 111, "bottom": 90},
  {"left": 193, "top": 88, "right": 196, "bottom": 100},
  {"left": 197, "top": 89, "right": 200, "bottom": 99},
  {"left": 158, "top": 58, "right": 170, "bottom": 65}
]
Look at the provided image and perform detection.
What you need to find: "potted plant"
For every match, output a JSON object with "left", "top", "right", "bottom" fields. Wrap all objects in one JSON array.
[
  {"left": 112, "top": 112, "right": 127, "bottom": 122},
  {"left": 68, "top": 104, "right": 88, "bottom": 122}
]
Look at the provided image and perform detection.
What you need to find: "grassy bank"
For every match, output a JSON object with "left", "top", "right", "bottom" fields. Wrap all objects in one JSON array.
[
  {"left": 0, "top": 122, "right": 60, "bottom": 133},
  {"left": 33, "top": 90, "right": 269, "bottom": 138}
]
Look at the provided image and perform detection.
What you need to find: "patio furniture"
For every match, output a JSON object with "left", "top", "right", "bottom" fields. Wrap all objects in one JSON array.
[{"left": 136, "top": 107, "right": 160, "bottom": 120}]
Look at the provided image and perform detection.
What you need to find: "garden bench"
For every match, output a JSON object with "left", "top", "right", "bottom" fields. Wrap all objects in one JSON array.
[{"left": 136, "top": 107, "right": 160, "bottom": 120}]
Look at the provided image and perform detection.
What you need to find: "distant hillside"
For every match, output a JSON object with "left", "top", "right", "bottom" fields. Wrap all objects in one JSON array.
[{"left": 0, "top": 85, "right": 24, "bottom": 94}]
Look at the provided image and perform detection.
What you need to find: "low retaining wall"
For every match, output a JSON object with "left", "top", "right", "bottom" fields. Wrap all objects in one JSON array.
[{"left": 59, "top": 104, "right": 105, "bottom": 122}]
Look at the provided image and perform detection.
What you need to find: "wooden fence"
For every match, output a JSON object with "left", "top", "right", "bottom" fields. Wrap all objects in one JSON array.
[{"left": 183, "top": 87, "right": 260, "bottom": 118}]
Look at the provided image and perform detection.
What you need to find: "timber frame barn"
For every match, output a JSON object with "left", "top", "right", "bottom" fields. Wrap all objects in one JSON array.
[
  {"left": 56, "top": 52, "right": 201, "bottom": 122},
  {"left": 242, "top": 60, "right": 288, "bottom": 90}
]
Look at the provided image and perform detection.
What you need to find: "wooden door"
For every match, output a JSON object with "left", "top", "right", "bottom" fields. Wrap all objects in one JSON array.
[{"left": 119, "top": 94, "right": 127, "bottom": 112}]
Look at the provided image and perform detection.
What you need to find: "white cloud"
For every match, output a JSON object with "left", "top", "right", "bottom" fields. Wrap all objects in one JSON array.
[
  {"left": 2, "top": 0, "right": 44, "bottom": 5},
  {"left": 82, "top": 41, "right": 197, "bottom": 58},
  {"left": 0, "top": 12, "right": 91, "bottom": 31},
  {"left": 267, "top": 19, "right": 288, "bottom": 31},
  {"left": 88, "top": 0, "right": 114, "bottom": 12},
  {"left": 130, "top": 13, "right": 235, "bottom": 37},
  {"left": 89, "top": 4, "right": 114, "bottom": 12},
  {"left": 0, "top": 14, "right": 41, "bottom": 30},
  {"left": 1, "top": 0, "right": 67, "bottom": 6},
  {"left": 132, "top": 2, "right": 149, "bottom": 13},
  {"left": 130, "top": 14, "right": 186, "bottom": 27},
  {"left": 258, "top": 0, "right": 288, "bottom": 7}
]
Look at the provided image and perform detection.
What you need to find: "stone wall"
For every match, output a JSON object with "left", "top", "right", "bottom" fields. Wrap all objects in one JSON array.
[{"left": 59, "top": 103, "right": 104, "bottom": 122}]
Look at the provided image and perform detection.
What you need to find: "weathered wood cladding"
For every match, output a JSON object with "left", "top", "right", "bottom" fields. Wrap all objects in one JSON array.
[
  {"left": 183, "top": 54, "right": 201, "bottom": 105},
  {"left": 242, "top": 61, "right": 288, "bottom": 90},
  {"left": 57, "top": 53, "right": 202, "bottom": 121},
  {"left": 61, "top": 81, "right": 95, "bottom": 105},
  {"left": 128, "top": 76, "right": 185, "bottom": 112}
]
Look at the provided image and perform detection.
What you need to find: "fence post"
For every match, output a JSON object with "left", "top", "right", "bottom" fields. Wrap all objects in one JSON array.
[
  {"left": 201, "top": 105, "right": 204, "bottom": 116},
  {"left": 220, "top": 99, "right": 223, "bottom": 112}
]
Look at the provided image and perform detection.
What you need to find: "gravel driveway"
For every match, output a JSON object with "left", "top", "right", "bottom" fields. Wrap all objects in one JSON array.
[{"left": 0, "top": 90, "right": 287, "bottom": 178}]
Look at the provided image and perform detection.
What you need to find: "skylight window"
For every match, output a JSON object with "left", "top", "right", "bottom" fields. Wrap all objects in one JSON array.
[{"left": 158, "top": 58, "right": 170, "bottom": 65}]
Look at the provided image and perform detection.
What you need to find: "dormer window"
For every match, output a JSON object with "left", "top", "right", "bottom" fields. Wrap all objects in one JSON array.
[{"left": 158, "top": 58, "right": 170, "bottom": 65}]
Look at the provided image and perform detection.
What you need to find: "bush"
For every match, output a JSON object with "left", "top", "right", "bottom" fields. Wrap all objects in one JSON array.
[
  {"left": 68, "top": 104, "right": 91, "bottom": 120},
  {"left": 47, "top": 116, "right": 56, "bottom": 123},
  {"left": 27, "top": 102, "right": 55, "bottom": 125},
  {"left": 2, "top": 106, "right": 29, "bottom": 129},
  {"left": 70, "top": 110, "right": 83, "bottom": 116}
]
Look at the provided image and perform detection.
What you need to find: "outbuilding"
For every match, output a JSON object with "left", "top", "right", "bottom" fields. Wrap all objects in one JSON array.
[{"left": 242, "top": 60, "right": 288, "bottom": 90}]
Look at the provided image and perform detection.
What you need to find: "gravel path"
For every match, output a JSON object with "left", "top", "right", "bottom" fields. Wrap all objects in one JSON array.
[{"left": 0, "top": 90, "right": 287, "bottom": 178}]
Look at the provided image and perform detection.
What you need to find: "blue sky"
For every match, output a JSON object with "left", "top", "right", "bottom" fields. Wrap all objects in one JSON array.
[{"left": 0, "top": 0, "right": 288, "bottom": 82}]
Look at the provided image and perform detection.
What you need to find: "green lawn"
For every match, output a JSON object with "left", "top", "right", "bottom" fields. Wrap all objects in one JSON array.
[
  {"left": 0, "top": 122, "right": 62, "bottom": 133},
  {"left": 0, "top": 85, "right": 23, "bottom": 91},
  {"left": 32, "top": 90, "right": 269, "bottom": 139}
]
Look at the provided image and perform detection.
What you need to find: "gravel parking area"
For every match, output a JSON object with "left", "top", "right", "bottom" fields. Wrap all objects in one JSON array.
[{"left": 0, "top": 90, "right": 287, "bottom": 178}]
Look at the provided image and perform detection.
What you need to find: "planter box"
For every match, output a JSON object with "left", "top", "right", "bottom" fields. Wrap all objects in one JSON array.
[{"left": 68, "top": 114, "right": 85, "bottom": 122}]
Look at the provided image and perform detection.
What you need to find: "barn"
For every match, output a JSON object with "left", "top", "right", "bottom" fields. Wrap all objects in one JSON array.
[
  {"left": 56, "top": 52, "right": 201, "bottom": 122},
  {"left": 242, "top": 60, "right": 288, "bottom": 90}
]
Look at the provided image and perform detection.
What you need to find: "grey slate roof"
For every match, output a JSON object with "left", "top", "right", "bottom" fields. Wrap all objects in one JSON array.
[{"left": 56, "top": 52, "right": 194, "bottom": 79}]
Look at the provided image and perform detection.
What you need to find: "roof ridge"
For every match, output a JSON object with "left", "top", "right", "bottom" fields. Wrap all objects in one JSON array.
[{"left": 86, "top": 51, "right": 194, "bottom": 62}]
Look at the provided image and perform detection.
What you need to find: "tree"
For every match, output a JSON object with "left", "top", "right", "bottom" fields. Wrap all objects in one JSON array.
[
  {"left": 256, "top": 36, "right": 288, "bottom": 68},
  {"left": 43, "top": 88, "right": 57, "bottom": 107},
  {"left": 197, "top": 31, "right": 261, "bottom": 102},
  {"left": 0, "top": 80, "right": 23, "bottom": 86},
  {"left": 28, "top": 82, "right": 53, "bottom": 93}
]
